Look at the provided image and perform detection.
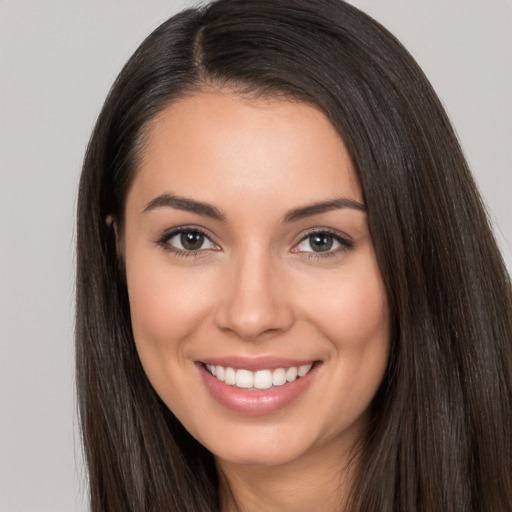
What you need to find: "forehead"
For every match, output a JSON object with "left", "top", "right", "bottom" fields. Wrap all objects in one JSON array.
[{"left": 127, "top": 90, "right": 362, "bottom": 212}]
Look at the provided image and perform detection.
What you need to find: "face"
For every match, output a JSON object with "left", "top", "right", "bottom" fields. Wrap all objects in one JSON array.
[{"left": 122, "top": 90, "right": 389, "bottom": 468}]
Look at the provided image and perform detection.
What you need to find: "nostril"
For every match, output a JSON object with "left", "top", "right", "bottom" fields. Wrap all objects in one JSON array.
[
  {"left": 212, "top": 260, "right": 296, "bottom": 340},
  {"left": 214, "top": 300, "right": 294, "bottom": 341}
]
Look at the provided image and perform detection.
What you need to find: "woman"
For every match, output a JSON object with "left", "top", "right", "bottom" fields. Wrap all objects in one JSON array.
[{"left": 76, "top": 0, "right": 512, "bottom": 510}]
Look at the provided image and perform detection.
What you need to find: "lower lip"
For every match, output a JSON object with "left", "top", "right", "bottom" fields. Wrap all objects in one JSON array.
[{"left": 198, "top": 363, "right": 319, "bottom": 415}]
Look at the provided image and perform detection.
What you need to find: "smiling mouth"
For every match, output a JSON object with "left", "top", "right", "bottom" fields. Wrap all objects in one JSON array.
[{"left": 204, "top": 362, "right": 314, "bottom": 390}]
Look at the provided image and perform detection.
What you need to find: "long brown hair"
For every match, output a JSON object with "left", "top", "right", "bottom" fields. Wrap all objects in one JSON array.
[{"left": 76, "top": 1, "right": 512, "bottom": 510}]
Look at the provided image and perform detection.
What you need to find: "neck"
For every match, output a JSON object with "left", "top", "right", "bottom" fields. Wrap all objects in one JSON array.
[{"left": 216, "top": 438, "right": 359, "bottom": 512}]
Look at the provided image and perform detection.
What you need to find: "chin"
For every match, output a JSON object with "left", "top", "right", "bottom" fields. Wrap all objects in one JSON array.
[
  {"left": 214, "top": 443, "right": 306, "bottom": 467},
  {"left": 199, "top": 422, "right": 324, "bottom": 468}
]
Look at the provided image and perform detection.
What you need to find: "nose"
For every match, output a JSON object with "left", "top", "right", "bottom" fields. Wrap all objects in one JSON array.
[{"left": 214, "top": 249, "right": 294, "bottom": 341}]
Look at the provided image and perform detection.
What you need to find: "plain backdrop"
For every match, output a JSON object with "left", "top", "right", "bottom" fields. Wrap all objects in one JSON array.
[{"left": 0, "top": 1, "right": 510, "bottom": 510}]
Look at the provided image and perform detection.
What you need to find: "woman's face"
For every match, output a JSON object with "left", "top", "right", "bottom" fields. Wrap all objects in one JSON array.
[{"left": 122, "top": 90, "right": 389, "bottom": 467}]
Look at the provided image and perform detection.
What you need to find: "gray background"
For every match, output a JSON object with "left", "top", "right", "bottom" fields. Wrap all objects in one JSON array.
[{"left": 1, "top": 1, "right": 510, "bottom": 510}]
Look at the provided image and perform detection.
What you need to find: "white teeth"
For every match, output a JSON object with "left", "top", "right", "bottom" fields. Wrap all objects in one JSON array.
[
  {"left": 254, "top": 370, "right": 273, "bottom": 390},
  {"left": 205, "top": 362, "right": 314, "bottom": 389},
  {"left": 236, "top": 369, "right": 253, "bottom": 388},
  {"left": 272, "top": 368, "right": 287, "bottom": 386},
  {"left": 285, "top": 366, "right": 298, "bottom": 382},
  {"left": 215, "top": 365, "right": 225, "bottom": 381},
  {"left": 298, "top": 363, "right": 313, "bottom": 377},
  {"left": 225, "top": 367, "right": 236, "bottom": 385}
]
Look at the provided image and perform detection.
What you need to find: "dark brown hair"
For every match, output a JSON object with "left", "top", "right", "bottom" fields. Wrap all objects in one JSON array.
[{"left": 76, "top": 0, "right": 512, "bottom": 510}]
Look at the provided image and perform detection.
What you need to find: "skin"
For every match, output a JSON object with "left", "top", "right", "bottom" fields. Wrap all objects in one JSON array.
[{"left": 121, "top": 89, "right": 390, "bottom": 511}]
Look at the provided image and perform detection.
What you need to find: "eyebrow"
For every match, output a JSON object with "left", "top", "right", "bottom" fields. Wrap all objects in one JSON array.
[
  {"left": 282, "top": 198, "right": 366, "bottom": 223},
  {"left": 143, "top": 193, "right": 366, "bottom": 223},
  {"left": 143, "top": 193, "right": 225, "bottom": 220}
]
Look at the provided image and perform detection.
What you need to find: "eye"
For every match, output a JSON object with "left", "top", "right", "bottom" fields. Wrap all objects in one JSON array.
[
  {"left": 293, "top": 231, "right": 351, "bottom": 255},
  {"left": 158, "top": 228, "right": 219, "bottom": 254}
]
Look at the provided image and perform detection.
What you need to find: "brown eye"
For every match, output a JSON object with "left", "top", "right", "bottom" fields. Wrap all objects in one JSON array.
[
  {"left": 297, "top": 233, "right": 339, "bottom": 253},
  {"left": 180, "top": 231, "right": 205, "bottom": 251},
  {"left": 163, "top": 229, "right": 218, "bottom": 253},
  {"left": 308, "top": 233, "right": 334, "bottom": 252},
  {"left": 293, "top": 231, "right": 352, "bottom": 256}
]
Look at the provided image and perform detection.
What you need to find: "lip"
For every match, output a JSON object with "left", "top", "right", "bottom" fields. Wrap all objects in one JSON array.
[
  {"left": 197, "top": 359, "right": 321, "bottom": 415},
  {"left": 200, "top": 356, "right": 316, "bottom": 371}
]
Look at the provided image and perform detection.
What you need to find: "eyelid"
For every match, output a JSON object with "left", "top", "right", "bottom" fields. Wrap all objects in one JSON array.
[
  {"left": 291, "top": 227, "right": 353, "bottom": 255},
  {"left": 154, "top": 225, "right": 352, "bottom": 258},
  {"left": 154, "top": 225, "right": 220, "bottom": 254}
]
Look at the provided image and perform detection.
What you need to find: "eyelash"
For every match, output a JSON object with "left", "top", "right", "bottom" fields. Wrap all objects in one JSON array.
[
  {"left": 293, "top": 228, "right": 353, "bottom": 259},
  {"left": 155, "top": 226, "right": 218, "bottom": 258},
  {"left": 155, "top": 227, "right": 353, "bottom": 259}
]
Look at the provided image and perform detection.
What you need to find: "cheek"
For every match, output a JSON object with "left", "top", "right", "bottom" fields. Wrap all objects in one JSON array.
[
  {"left": 129, "top": 273, "right": 196, "bottom": 344},
  {"left": 125, "top": 250, "right": 214, "bottom": 370},
  {"left": 303, "top": 254, "right": 390, "bottom": 408},
  {"left": 308, "top": 261, "right": 389, "bottom": 351}
]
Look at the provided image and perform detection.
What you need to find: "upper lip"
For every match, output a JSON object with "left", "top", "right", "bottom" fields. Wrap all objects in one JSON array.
[{"left": 198, "top": 356, "right": 318, "bottom": 372}]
